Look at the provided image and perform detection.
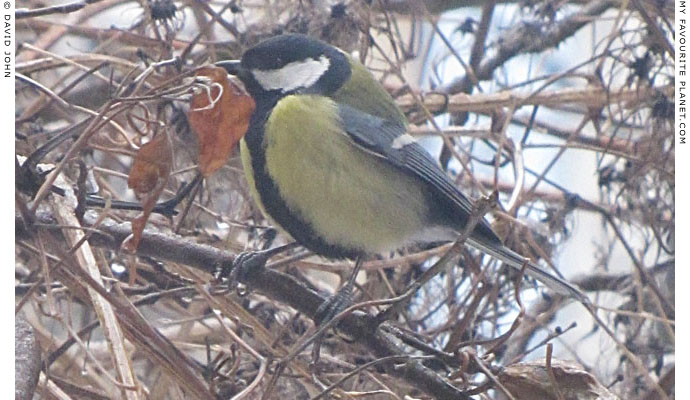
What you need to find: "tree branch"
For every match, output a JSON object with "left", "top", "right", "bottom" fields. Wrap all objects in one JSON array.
[
  {"left": 440, "top": 0, "right": 616, "bottom": 94},
  {"left": 17, "top": 212, "right": 471, "bottom": 399}
]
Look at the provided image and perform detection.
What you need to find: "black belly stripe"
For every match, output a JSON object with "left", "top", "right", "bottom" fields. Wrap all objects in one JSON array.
[{"left": 244, "top": 97, "right": 362, "bottom": 259}]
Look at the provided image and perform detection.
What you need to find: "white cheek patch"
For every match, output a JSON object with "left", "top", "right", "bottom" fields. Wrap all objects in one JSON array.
[
  {"left": 252, "top": 55, "right": 330, "bottom": 92},
  {"left": 391, "top": 133, "right": 416, "bottom": 149}
]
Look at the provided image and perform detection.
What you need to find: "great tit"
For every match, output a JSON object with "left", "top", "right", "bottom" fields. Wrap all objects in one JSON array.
[{"left": 217, "top": 34, "right": 582, "bottom": 300}]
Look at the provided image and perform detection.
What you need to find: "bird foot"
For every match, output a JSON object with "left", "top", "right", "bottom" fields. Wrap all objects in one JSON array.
[
  {"left": 313, "top": 284, "right": 354, "bottom": 327},
  {"left": 214, "top": 249, "right": 272, "bottom": 295}
]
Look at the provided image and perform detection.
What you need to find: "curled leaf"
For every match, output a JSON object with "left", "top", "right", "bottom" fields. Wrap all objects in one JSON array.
[{"left": 188, "top": 66, "right": 255, "bottom": 177}]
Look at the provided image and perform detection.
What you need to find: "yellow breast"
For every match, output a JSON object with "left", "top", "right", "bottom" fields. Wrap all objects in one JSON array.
[{"left": 241, "top": 95, "right": 432, "bottom": 255}]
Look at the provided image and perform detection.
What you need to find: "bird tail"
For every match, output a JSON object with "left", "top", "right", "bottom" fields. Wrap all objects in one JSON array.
[{"left": 466, "top": 237, "right": 586, "bottom": 302}]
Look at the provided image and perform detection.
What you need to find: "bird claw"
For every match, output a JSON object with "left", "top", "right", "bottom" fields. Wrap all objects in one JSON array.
[
  {"left": 214, "top": 250, "right": 271, "bottom": 295},
  {"left": 233, "top": 250, "right": 271, "bottom": 281},
  {"left": 313, "top": 284, "right": 354, "bottom": 327}
]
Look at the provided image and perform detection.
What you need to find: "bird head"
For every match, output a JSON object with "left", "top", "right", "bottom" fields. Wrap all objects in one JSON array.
[{"left": 217, "top": 34, "right": 352, "bottom": 99}]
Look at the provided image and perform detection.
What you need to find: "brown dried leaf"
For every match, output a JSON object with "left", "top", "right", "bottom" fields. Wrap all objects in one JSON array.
[
  {"left": 188, "top": 66, "right": 255, "bottom": 177},
  {"left": 127, "top": 133, "right": 173, "bottom": 195},
  {"left": 498, "top": 359, "right": 620, "bottom": 400},
  {"left": 124, "top": 133, "right": 173, "bottom": 252}
]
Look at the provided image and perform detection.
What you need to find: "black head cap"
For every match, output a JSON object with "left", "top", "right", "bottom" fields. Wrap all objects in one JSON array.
[{"left": 226, "top": 34, "right": 352, "bottom": 98}]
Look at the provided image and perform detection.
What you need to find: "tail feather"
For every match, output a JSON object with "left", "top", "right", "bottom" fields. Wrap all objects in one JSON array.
[{"left": 467, "top": 238, "right": 587, "bottom": 302}]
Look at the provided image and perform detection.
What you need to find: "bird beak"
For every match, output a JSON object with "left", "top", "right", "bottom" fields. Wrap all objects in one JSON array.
[{"left": 216, "top": 60, "right": 242, "bottom": 75}]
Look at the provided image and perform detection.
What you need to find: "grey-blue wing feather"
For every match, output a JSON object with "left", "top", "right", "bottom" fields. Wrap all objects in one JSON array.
[
  {"left": 337, "top": 104, "right": 587, "bottom": 301},
  {"left": 336, "top": 104, "right": 477, "bottom": 218}
]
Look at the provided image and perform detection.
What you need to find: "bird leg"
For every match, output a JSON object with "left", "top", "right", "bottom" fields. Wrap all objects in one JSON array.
[{"left": 313, "top": 256, "right": 364, "bottom": 326}]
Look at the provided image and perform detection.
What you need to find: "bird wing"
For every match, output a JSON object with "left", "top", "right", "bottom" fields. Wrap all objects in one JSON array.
[
  {"left": 336, "top": 103, "right": 478, "bottom": 220},
  {"left": 336, "top": 104, "right": 588, "bottom": 301}
]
